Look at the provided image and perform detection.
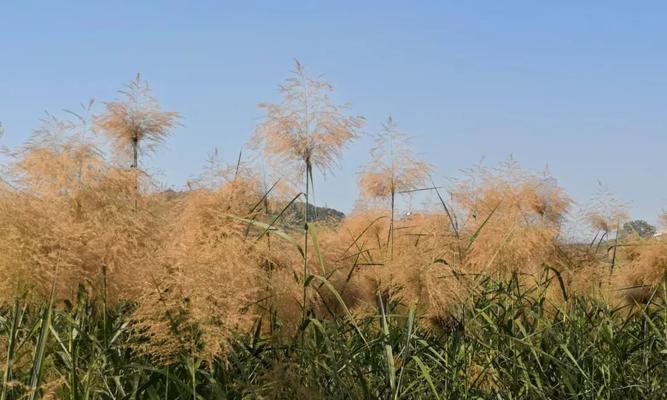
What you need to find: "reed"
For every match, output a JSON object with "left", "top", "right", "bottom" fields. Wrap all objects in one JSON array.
[
  {"left": 0, "top": 66, "right": 664, "bottom": 399},
  {"left": 251, "top": 60, "right": 364, "bottom": 328}
]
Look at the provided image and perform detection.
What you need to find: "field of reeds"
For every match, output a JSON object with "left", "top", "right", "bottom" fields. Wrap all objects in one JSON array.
[{"left": 0, "top": 63, "right": 665, "bottom": 399}]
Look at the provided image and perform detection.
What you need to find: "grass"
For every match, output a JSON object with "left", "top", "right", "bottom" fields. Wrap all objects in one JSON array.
[{"left": 0, "top": 275, "right": 664, "bottom": 399}]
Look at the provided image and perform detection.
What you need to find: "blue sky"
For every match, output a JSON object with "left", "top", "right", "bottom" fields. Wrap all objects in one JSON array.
[{"left": 1, "top": 1, "right": 666, "bottom": 225}]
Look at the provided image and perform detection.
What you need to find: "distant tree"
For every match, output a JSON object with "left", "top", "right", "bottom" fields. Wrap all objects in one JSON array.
[{"left": 623, "top": 219, "right": 656, "bottom": 238}]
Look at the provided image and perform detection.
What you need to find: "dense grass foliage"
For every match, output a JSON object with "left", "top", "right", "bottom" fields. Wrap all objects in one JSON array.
[{"left": 0, "top": 278, "right": 665, "bottom": 399}]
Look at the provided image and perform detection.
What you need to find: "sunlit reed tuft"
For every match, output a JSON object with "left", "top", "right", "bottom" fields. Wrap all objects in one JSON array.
[{"left": 94, "top": 74, "right": 179, "bottom": 169}]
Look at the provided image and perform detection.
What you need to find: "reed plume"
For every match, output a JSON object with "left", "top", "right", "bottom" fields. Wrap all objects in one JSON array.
[
  {"left": 358, "top": 117, "right": 432, "bottom": 261},
  {"left": 359, "top": 117, "right": 432, "bottom": 201},
  {"left": 0, "top": 111, "right": 167, "bottom": 305},
  {"left": 251, "top": 60, "right": 364, "bottom": 182},
  {"left": 94, "top": 74, "right": 179, "bottom": 169},
  {"left": 453, "top": 161, "right": 570, "bottom": 279},
  {"left": 584, "top": 183, "right": 628, "bottom": 241},
  {"left": 130, "top": 172, "right": 263, "bottom": 364}
]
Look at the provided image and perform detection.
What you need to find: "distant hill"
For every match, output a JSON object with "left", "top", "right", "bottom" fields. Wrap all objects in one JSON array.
[
  {"left": 276, "top": 201, "right": 345, "bottom": 227},
  {"left": 159, "top": 189, "right": 345, "bottom": 228}
]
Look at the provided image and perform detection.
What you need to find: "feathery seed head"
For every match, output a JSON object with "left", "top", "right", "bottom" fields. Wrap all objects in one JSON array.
[
  {"left": 359, "top": 117, "right": 432, "bottom": 200},
  {"left": 251, "top": 60, "right": 364, "bottom": 186},
  {"left": 94, "top": 74, "right": 179, "bottom": 167}
]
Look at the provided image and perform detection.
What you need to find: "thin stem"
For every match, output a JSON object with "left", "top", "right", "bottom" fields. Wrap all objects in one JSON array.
[
  {"left": 301, "top": 64, "right": 311, "bottom": 331},
  {"left": 1, "top": 296, "right": 21, "bottom": 400},
  {"left": 131, "top": 135, "right": 139, "bottom": 209},
  {"left": 131, "top": 136, "right": 138, "bottom": 169},
  {"left": 610, "top": 223, "right": 620, "bottom": 273},
  {"left": 302, "top": 163, "right": 311, "bottom": 328},
  {"left": 390, "top": 188, "right": 395, "bottom": 263},
  {"left": 102, "top": 264, "right": 108, "bottom": 349},
  {"left": 190, "top": 353, "right": 196, "bottom": 400}
]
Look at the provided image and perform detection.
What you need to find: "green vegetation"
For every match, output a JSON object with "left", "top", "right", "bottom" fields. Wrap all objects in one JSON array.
[
  {"left": 623, "top": 220, "right": 658, "bottom": 238},
  {"left": 1, "top": 277, "right": 664, "bottom": 399}
]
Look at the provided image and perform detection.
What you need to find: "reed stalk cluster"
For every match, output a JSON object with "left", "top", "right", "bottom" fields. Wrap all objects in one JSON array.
[{"left": 0, "top": 65, "right": 664, "bottom": 399}]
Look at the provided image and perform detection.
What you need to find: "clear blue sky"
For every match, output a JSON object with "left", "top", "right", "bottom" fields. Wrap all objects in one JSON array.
[{"left": 1, "top": 1, "right": 665, "bottom": 225}]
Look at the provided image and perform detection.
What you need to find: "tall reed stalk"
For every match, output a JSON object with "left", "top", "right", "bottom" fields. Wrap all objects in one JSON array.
[
  {"left": 358, "top": 116, "right": 432, "bottom": 261},
  {"left": 251, "top": 59, "right": 363, "bottom": 328}
]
